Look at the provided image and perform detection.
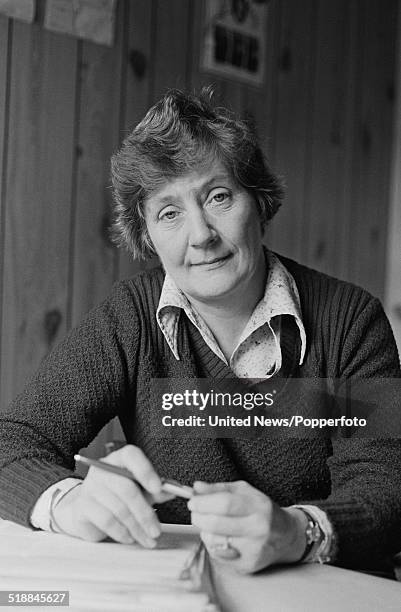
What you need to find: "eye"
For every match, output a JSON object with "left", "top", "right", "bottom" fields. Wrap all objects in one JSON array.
[
  {"left": 158, "top": 207, "right": 179, "bottom": 221},
  {"left": 209, "top": 189, "right": 231, "bottom": 205},
  {"left": 213, "top": 192, "right": 228, "bottom": 203}
]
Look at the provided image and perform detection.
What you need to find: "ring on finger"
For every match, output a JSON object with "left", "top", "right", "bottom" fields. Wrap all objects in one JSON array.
[{"left": 209, "top": 536, "right": 240, "bottom": 559}]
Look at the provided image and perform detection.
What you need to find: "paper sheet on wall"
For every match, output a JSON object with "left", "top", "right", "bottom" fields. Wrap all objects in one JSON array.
[
  {"left": 202, "top": 0, "right": 269, "bottom": 86},
  {"left": 44, "top": 0, "right": 117, "bottom": 47},
  {"left": 0, "top": 0, "right": 35, "bottom": 23}
]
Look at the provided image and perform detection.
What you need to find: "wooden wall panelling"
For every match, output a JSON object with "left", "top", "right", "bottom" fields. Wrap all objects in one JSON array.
[
  {"left": 347, "top": 0, "right": 398, "bottom": 299},
  {"left": 150, "top": 0, "right": 191, "bottom": 101},
  {"left": 240, "top": 0, "right": 281, "bottom": 254},
  {"left": 69, "top": 3, "right": 125, "bottom": 459},
  {"left": 241, "top": 0, "right": 281, "bottom": 170},
  {"left": 334, "top": 0, "right": 360, "bottom": 283},
  {"left": 0, "top": 23, "right": 78, "bottom": 409},
  {"left": 187, "top": 0, "right": 205, "bottom": 91},
  {"left": 267, "top": 0, "right": 317, "bottom": 262},
  {"left": 385, "top": 2, "right": 401, "bottom": 353},
  {"left": 0, "top": 16, "right": 10, "bottom": 395},
  {"left": 189, "top": 0, "right": 249, "bottom": 117},
  {"left": 0, "top": 18, "right": 9, "bottom": 183},
  {"left": 218, "top": 74, "right": 246, "bottom": 116},
  {"left": 70, "top": 3, "right": 125, "bottom": 326},
  {"left": 302, "top": 0, "right": 352, "bottom": 277},
  {"left": 112, "top": 0, "right": 156, "bottom": 446},
  {"left": 189, "top": 0, "right": 227, "bottom": 97},
  {"left": 118, "top": 0, "right": 155, "bottom": 280},
  {"left": 188, "top": 0, "right": 230, "bottom": 104}
]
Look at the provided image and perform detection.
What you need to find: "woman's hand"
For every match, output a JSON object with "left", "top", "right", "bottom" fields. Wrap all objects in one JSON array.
[
  {"left": 52, "top": 445, "right": 174, "bottom": 546},
  {"left": 188, "top": 481, "right": 308, "bottom": 574}
]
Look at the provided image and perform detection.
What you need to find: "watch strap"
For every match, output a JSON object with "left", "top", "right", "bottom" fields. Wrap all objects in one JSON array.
[
  {"left": 297, "top": 508, "right": 322, "bottom": 562},
  {"left": 293, "top": 505, "right": 334, "bottom": 564}
]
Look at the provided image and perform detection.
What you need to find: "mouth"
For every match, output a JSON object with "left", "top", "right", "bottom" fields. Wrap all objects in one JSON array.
[{"left": 191, "top": 254, "right": 232, "bottom": 267}]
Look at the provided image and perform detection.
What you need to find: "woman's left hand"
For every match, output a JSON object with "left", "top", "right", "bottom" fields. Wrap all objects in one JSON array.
[{"left": 188, "top": 480, "right": 308, "bottom": 574}]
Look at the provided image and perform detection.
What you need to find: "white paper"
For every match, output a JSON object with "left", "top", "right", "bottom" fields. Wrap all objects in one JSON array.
[
  {"left": 44, "top": 0, "right": 117, "bottom": 47},
  {"left": 0, "top": 521, "right": 213, "bottom": 611},
  {"left": 0, "top": 0, "right": 35, "bottom": 23}
]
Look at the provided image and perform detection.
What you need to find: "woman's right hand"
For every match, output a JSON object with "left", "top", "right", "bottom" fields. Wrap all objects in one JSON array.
[{"left": 51, "top": 445, "right": 174, "bottom": 546}]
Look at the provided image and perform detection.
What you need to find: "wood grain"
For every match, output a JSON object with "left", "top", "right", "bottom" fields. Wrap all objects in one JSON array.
[
  {"left": 151, "top": 0, "right": 190, "bottom": 100},
  {"left": 69, "top": 2, "right": 124, "bottom": 326},
  {"left": 0, "top": 16, "right": 10, "bottom": 397},
  {"left": 267, "top": 0, "right": 316, "bottom": 261},
  {"left": 240, "top": 1, "right": 281, "bottom": 253},
  {"left": 303, "top": 0, "right": 352, "bottom": 276},
  {"left": 241, "top": 0, "right": 281, "bottom": 160},
  {"left": 346, "top": 0, "right": 398, "bottom": 299},
  {"left": 118, "top": 0, "right": 155, "bottom": 281},
  {"left": 384, "top": 2, "right": 401, "bottom": 353},
  {"left": 69, "top": 2, "right": 126, "bottom": 458},
  {"left": 334, "top": 0, "right": 360, "bottom": 283},
  {"left": 0, "top": 22, "right": 77, "bottom": 408}
]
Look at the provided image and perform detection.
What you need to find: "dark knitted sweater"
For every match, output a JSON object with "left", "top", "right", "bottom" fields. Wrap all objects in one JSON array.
[{"left": 1, "top": 255, "right": 401, "bottom": 574}]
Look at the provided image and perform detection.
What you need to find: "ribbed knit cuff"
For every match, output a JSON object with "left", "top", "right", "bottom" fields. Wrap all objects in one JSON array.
[{"left": 0, "top": 457, "right": 82, "bottom": 528}]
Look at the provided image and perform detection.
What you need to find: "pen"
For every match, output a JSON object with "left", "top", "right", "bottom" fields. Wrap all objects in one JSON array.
[{"left": 74, "top": 454, "right": 194, "bottom": 499}]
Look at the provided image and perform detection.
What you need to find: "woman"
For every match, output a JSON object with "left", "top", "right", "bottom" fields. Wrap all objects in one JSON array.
[{"left": 0, "top": 89, "right": 400, "bottom": 576}]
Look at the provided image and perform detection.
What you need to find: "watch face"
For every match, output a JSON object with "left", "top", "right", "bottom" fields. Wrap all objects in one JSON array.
[{"left": 306, "top": 520, "right": 321, "bottom": 544}]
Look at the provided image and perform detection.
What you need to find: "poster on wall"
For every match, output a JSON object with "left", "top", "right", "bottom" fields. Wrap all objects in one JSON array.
[
  {"left": 44, "top": 0, "right": 117, "bottom": 47},
  {"left": 201, "top": 0, "right": 270, "bottom": 86},
  {"left": 0, "top": 0, "right": 35, "bottom": 23}
]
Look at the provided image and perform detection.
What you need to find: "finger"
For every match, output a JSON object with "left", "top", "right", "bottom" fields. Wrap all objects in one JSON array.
[
  {"left": 89, "top": 485, "right": 158, "bottom": 547},
  {"left": 103, "top": 445, "right": 163, "bottom": 496},
  {"left": 142, "top": 489, "right": 177, "bottom": 505},
  {"left": 193, "top": 481, "right": 236, "bottom": 494},
  {"left": 52, "top": 489, "right": 106, "bottom": 542},
  {"left": 110, "top": 479, "right": 162, "bottom": 539},
  {"left": 80, "top": 497, "right": 138, "bottom": 545},
  {"left": 191, "top": 512, "right": 257, "bottom": 536},
  {"left": 200, "top": 532, "right": 242, "bottom": 562},
  {"left": 193, "top": 480, "right": 252, "bottom": 496},
  {"left": 188, "top": 492, "right": 250, "bottom": 516}
]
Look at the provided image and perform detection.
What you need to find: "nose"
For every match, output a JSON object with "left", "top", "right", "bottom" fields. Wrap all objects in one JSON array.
[{"left": 187, "top": 207, "right": 217, "bottom": 248}]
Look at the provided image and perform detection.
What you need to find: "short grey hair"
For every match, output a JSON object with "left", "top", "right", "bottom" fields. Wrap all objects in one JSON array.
[{"left": 110, "top": 88, "right": 283, "bottom": 260}]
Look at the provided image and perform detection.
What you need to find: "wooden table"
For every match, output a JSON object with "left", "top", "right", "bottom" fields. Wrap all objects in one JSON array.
[{"left": 0, "top": 520, "right": 400, "bottom": 611}]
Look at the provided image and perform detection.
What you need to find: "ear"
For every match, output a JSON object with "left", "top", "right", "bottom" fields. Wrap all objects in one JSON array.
[{"left": 253, "top": 194, "right": 267, "bottom": 236}]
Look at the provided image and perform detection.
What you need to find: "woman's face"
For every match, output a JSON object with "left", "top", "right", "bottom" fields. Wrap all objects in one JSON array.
[{"left": 143, "top": 160, "right": 265, "bottom": 307}]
